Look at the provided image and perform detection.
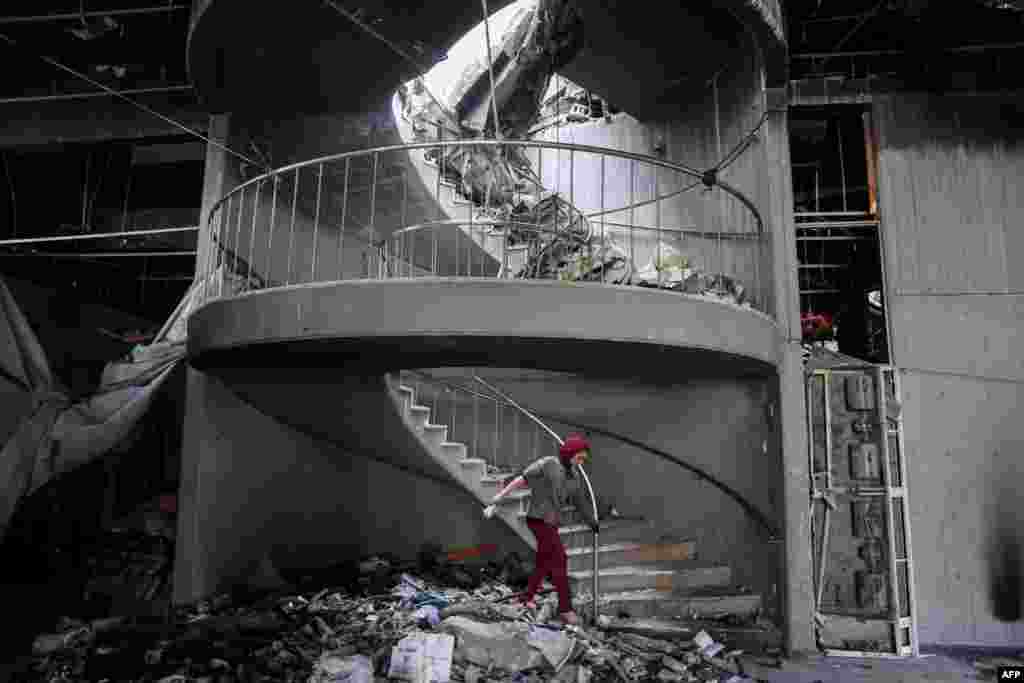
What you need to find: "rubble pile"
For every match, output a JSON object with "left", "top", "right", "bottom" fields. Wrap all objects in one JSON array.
[{"left": 15, "top": 551, "right": 763, "bottom": 683}]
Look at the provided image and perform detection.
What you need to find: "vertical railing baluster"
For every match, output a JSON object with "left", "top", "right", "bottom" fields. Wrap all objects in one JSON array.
[
  {"left": 233, "top": 186, "right": 244, "bottom": 286},
  {"left": 369, "top": 152, "right": 379, "bottom": 277},
  {"left": 267, "top": 176, "right": 279, "bottom": 284},
  {"left": 311, "top": 162, "right": 324, "bottom": 283},
  {"left": 656, "top": 167, "right": 662, "bottom": 289},
  {"left": 473, "top": 389, "right": 480, "bottom": 464},
  {"left": 338, "top": 158, "right": 350, "bottom": 281},
  {"left": 434, "top": 126, "right": 442, "bottom": 276},
  {"left": 754, "top": 222, "right": 761, "bottom": 311},
  {"left": 569, "top": 149, "right": 575, "bottom": 244},
  {"left": 286, "top": 168, "right": 300, "bottom": 286},
  {"left": 219, "top": 197, "right": 231, "bottom": 299},
  {"left": 629, "top": 159, "right": 636, "bottom": 273},
  {"left": 501, "top": 228, "right": 508, "bottom": 279},
  {"left": 400, "top": 167, "right": 409, "bottom": 277},
  {"left": 600, "top": 155, "right": 606, "bottom": 283},
  {"left": 248, "top": 180, "right": 261, "bottom": 287},
  {"left": 202, "top": 207, "right": 213, "bottom": 303},
  {"left": 513, "top": 409, "right": 519, "bottom": 466},
  {"left": 493, "top": 400, "right": 499, "bottom": 469}
]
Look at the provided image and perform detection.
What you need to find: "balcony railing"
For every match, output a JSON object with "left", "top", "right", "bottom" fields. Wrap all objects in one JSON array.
[{"left": 198, "top": 139, "right": 772, "bottom": 318}]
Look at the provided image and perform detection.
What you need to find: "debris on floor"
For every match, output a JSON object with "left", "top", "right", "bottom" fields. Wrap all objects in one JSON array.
[{"left": 12, "top": 549, "right": 767, "bottom": 683}]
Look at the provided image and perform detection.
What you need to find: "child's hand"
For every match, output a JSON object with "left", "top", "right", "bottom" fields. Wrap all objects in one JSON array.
[{"left": 483, "top": 505, "right": 497, "bottom": 519}]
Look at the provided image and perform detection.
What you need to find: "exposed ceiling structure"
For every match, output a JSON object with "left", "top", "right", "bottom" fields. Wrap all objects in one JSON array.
[
  {"left": 0, "top": 0, "right": 1022, "bottom": 342},
  {"left": 0, "top": 2, "right": 201, "bottom": 330},
  {"left": 785, "top": 0, "right": 1024, "bottom": 89},
  {"left": 0, "top": 1, "right": 193, "bottom": 102}
]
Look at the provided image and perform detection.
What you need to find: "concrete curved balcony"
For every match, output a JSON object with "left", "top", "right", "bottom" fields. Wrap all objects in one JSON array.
[{"left": 188, "top": 139, "right": 780, "bottom": 376}]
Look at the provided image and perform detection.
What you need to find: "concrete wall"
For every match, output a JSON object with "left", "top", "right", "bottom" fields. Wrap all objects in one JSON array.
[
  {"left": 530, "top": 40, "right": 775, "bottom": 316},
  {"left": 875, "top": 93, "right": 1024, "bottom": 646},
  {"left": 173, "top": 368, "right": 527, "bottom": 603},
  {"left": 422, "top": 367, "right": 785, "bottom": 620}
]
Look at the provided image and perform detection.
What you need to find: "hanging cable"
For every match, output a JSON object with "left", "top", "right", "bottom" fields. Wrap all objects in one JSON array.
[
  {"left": 481, "top": 0, "right": 502, "bottom": 139},
  {"left": 0, "top": 32, "right": 264, "bottom": 170},
  {"left": 1, "top": 152, "right": 16, "bottom": 237},
  {"left": 321, "top": 0, "right": 457, "bottom": 122}
]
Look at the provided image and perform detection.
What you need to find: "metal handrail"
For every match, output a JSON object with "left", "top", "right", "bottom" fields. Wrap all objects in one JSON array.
[
  {"left": 199, "top": 136, "right": 770, "bottom": 313},
  {"left": 208, "top": 138, "right": 764, "bottom": 237}
]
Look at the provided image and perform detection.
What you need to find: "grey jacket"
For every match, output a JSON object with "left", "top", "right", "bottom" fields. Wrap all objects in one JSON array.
[{"left": 518, "top": 456, "right": 598, "bottom": 529}]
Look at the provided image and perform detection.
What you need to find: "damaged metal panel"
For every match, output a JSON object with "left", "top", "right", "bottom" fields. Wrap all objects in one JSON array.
[{"left": 806, "top": 360, "right": 918, "bottom": 657}]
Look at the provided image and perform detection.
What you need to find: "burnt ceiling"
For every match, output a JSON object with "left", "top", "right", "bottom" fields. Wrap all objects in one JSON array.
[{"left": 785, "top": 0, "right": 1024, "bottom": 88}]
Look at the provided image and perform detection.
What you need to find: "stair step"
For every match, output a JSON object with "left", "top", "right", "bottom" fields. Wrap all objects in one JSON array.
[
  {"left": 406, "top": 407, "right": 430, "bottom": 430},
  {"left": 603, "top": 618, "right": 783, "bottom": 653},
  {"left": 560, "top": 517, "right": 655, "bottom": 542},
  {"left": 439, "top": 442, "right": 467, "bottom": 465},
  {"left": 495, "top": 490, "right": 532, "bottom": 515},
  {"left": 566, "top": 541, "right": 697, "bottom": 572},
  {"left": 569, "top": 566, "right": 732, "bottom": 594},
  {"left": 421, "top": 423, "right": 448, "bottom": 447},
  {"left": 566, "top": 542, "right": 641, "bottom": 572},
  {"left": 478, "top": 472, "right": 520, "bottom": 495},
  {"left": 576, "top": 589, "right": 762, "bottom": 621},
  {"left": 459, "top": 457, "right": 487, "bottom": 488}
]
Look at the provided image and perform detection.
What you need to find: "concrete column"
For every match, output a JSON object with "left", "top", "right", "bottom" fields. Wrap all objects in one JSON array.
[
  {"left": 196, "top": 114, "right": 231, "bottom": 284},
  {"left": 762, "top": 89, "right": 816, "bottom": 655},
  {"left": 173, "top": 368, "right": 212, "bottom": 604}
]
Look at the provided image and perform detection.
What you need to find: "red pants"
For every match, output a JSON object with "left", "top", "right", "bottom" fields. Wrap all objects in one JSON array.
[{"left": 525, "top": 517, "right": 572, "bottom": 614}]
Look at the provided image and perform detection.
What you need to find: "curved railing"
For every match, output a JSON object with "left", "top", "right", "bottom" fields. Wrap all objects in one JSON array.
[{"left": 197, "top": 139, "right": 773, "bottom": 318}]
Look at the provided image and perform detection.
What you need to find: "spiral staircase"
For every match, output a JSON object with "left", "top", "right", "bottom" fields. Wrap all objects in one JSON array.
[{"left": 389, "top": 371, "right": 781, "bottom": 648}]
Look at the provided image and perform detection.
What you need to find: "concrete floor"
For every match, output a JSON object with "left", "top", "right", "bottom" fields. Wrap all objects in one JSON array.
[{"left": 740, "top": 651, "right": 1019, "bottom": 682}]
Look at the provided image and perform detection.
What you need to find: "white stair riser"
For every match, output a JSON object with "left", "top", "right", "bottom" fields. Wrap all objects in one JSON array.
[
  {"left": 460, "top": 462, "right": 486, "bottom": 488},
  {"left": 422, "top": 426, "right": 448, "bottom": 448},
  {"left": 584, "top": 594, "right": 762, "bottom": 620},
  {"left": 408, "top": 407, "right": 430, "bottom": 430},
  {"left": 569, "top": 567, "right": 732, "bottom": 594},
  {"left": 440, "top": 443, "right": 467, "bottom": 465}
]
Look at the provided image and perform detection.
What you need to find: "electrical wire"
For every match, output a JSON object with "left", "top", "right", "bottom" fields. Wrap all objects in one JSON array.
[
  {"left": 321, "top": 0, "right": 457, "bottom": 122},
  {"left": 481, "top": 0, "right": 502, "bottom": 139},
  {"left": 716, "top": 109, "right": 770, "bottom": 172},
  {"left": 0, "top": 152, "right": 16, "bottom": 237},
  {"left": 0, "top": 32, "right": 264, "bottom": 170}
]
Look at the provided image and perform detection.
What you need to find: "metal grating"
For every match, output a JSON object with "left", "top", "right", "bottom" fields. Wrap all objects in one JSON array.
[
  {"left": 888, "top": 435, "right": 902, "bottom": 487},
  {"left": 807, "top": 366, "right": 919, "bottom": 656},
  {"left": 897, "top": 563, "right": 911, "bottom": 619},
  {"left": 893, "top": 499, "right": 907, "bottom": 560}
]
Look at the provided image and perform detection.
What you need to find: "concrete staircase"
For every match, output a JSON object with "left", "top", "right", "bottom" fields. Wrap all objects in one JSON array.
[
  {"left": 389, "top": 376, "right": 767, "bottom": 628},
  {"left": 391, "top": 376, "right": 538, "bottom": 551},
  {"left": 392, "top": 99, "right": 527, "bottom": 275},
  {"left": 422, "top": 153, "right": 528, "bottom": 275}
]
